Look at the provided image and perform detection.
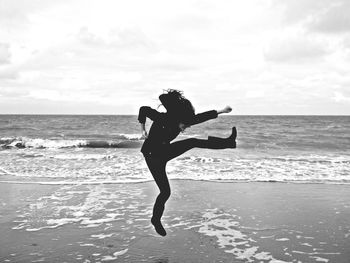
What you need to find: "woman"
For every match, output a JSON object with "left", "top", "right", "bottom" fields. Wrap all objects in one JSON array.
[{"left": 138, "top": 89, "right": 236, "bottom": 236}]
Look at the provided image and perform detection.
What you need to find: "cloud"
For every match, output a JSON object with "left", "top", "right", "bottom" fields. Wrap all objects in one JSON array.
[
  {"left": 72, "top": 27, "right": 196, "bottom": 72},
  {"left": 333, "top": 91, "right": 350, "bottom": 103},
  {"left": 307, "top": 1, "right": 350, "bottom": 34},
  {"left": 275, "top": 0, "right": 350, "bottom": 34},
  {"left": 77, "top": 27, "right": 105, "bottom": 46},
  {"left": 245, "top": 90, "right": 265, "bottom": 99},
  {"left": 273, "top": 0, "right": 332, "bottom": 25},
  {"left": 110, "top": 28, "right": 158, "bottom": 50},
  {"left": 0, "top": 43, "right": 11, "bottom": 64},
  {"left": 0, "top": 67, "right": 18, "bottom": 79},
  {"left": 77, "top": 26, "right": 157, "bottom": 51},
  {"left": 0, "top": 0, "right": 70, "bottom": 30},
  {"left": 0, "top": 87, "right": 28, "bottom": 98},
  {"left": 166, "top": 13, "right": 213, "bottom": 31},
  {"left": 343, "top": 36, "right": 350, "bottom": 49},
  {"left": 264, "top": 34, "right": 329, "bottom": 63}
]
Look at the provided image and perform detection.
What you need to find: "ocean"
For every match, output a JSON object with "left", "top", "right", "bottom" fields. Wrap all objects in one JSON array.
[
  {"left": 0, "top": 115, "right": 349, "bottom": 185},
  {"left": 2, "top": 114, "right": 350, "bottom": 263}
]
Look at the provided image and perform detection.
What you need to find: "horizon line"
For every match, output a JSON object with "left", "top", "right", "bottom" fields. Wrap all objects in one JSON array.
[{"left": 0, "top": 113, "right": 349, "bottom": 116}]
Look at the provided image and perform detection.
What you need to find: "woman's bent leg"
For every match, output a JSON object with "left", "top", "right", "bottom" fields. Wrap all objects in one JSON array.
[{"left": 144, "top": 156, "right": 170, "bottom": 236}]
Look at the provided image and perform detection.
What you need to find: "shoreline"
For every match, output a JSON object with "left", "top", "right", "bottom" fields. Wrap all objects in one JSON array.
[
  {"left": 1, "top": 178, "right": 350, "bottom": 185},
  {"left": 1, "top": 181, "right": 350, "bottom": 262}
]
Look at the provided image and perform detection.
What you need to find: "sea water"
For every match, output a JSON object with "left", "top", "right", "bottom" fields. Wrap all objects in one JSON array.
[{"left": 0, "top": 115, "right": 349, "bottom": 184}]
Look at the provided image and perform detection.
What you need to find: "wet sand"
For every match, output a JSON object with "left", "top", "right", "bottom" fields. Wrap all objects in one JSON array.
[{"left": 0, "top": 181, "right": 350, "bottom": 262}]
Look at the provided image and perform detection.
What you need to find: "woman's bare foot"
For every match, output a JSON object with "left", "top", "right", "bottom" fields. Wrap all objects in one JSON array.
[
  {"left": 151, "top": 217, "right": 167, "bottom": 236},
  {"left": 229, "top": 127, "right": 237, "bottom": 148},
  {"left": 230, "top": 127, "right": 237, "bottom": 140}
]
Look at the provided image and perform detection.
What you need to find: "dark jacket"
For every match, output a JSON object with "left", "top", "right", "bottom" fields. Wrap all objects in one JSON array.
[{"left": 138, "top": 106, "right": 218, "bottom": 156}]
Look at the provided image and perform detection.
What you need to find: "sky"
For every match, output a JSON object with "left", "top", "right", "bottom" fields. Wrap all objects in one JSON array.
[{"left": 0, "top": 0, "right": 350, "bottom": 115}]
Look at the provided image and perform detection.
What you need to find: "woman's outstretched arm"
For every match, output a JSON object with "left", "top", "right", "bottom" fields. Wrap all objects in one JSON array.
[{"left": 190, "top": 106, "right": 232, "bottom": 125}]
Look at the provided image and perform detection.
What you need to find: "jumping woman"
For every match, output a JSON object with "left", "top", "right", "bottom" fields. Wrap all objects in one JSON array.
[{"left": 138, "top": 89, "right": 237, "bottom": 236}]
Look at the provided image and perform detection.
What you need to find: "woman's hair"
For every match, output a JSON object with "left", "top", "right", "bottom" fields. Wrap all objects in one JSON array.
[{"left": 159, "top": 89, "right": 195, "bottom": 124}]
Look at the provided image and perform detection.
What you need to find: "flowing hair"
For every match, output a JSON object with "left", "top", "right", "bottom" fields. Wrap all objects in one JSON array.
[{"left": 159, "top": 89, "right": 195, "bottom": 124}]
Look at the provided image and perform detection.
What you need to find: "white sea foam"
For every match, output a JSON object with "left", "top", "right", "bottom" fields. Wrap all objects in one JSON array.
[
  {"left": 113, "top": 249, "right": 128, "bottom": 257},
  {"left": 117, "top": 133, "right": 142, "bottom": 140},
  {"left": 276, "top": 238, "right": 290, "bottom": 241},
  {"left": 101, "top": 255, "right": 117, "bottom": 261},
  {"left": 2, "top": 136, "right": 350, "bottom": 184},
  {"left": 8, "top": 137, "right": 87, "bottom": 148},
  {"left": 310, "top": 256, "right": 329, "bottom": 262},
  {"left": 51, "top": 153, "right": 111, "bottom": 160},
  {"left": 1, "top": 135, "right": 142, "bottom": 149},
  {"left": 197, "top": 208, "right": 291, "bottom": 263},
  {"left": 9, "top": 184, "right": 149, "bottom": 261},
  {"left": 12, "top": 184, "right": 151, "bottom": 233},
  {"left": 91, "top": 233, "right": 114, "bottom": 239}
]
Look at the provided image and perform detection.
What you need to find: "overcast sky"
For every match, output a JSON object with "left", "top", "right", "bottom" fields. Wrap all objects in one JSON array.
[{"left": 1, "top": 0, "right": 350, "bottom": 115}]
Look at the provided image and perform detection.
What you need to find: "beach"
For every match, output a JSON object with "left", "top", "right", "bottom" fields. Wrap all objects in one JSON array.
[{"left": 1, "top": 180, "right": 349, "bottom": 262}]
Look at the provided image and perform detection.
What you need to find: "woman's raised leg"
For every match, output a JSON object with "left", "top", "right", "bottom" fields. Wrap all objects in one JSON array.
[{"left": 166, "top": 127, "right": 237, "bottom": 161}]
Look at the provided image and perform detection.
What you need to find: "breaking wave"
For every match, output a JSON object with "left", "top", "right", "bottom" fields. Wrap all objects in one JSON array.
[{"left": 0, "top": 136, "right": 143, "bottom": 149}]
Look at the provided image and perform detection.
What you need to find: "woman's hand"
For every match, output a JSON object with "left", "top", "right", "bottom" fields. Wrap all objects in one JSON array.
[
  {"left": 141, "top": 123, "right": 148, "bottom": 139},
  {"left": 217, "top": 106, "right": 232, "bottom": 114},
  {"left": 141, "top": 129, "right": 148, "bottom": 139}
]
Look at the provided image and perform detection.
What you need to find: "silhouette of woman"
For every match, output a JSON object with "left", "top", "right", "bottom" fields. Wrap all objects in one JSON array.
[{"left": 138, "top": 89, "right": 236, "bottom": 236}]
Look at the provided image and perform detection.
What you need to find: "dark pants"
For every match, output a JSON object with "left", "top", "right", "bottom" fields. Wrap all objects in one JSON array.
[{"left": 144, "top": 137, "right": 230, "bottom": 222}]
